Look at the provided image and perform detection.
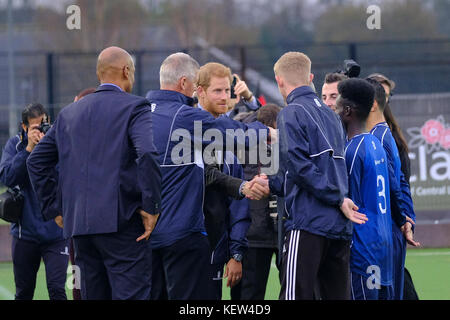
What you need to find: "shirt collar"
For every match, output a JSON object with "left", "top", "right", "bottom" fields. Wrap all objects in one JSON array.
[
  {"left": 374, "top": 121, "right": 389, "bottom": 127},
  {"left": 286, "top": 86, "right": 316, "bottom": 104},
  {"left": 99, "top": 83, "right": 124, "bottom": 92},
  {"left": 146, "top": 90, "right": 194, "bottom": 106}
]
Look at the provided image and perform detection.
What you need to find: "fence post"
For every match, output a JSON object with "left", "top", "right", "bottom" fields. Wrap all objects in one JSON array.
[
  {"left": 7, "top": 0, "right": 17, "bottom": 138},
  {"left": 349, "top": 42, "right": 357, "bottom": 61},
  {"left": 240, "top": 46, "right": 247, "bottom": 81},
  {"left": 135, "top": 52, "right": 143, "bottom": 96},
  {"left": 47, "top": 52, "right": 55, "bottom": 121}
]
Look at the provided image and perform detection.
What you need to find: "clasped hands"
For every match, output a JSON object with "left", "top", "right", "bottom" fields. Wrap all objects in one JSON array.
[{"left": 241, "top": 174, "right": 270, "bottom": 200}]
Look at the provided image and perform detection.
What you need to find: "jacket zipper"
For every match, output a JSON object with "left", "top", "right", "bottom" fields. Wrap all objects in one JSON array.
[{"left": 284, "top": 171, "right": 289, "bottom": 217}]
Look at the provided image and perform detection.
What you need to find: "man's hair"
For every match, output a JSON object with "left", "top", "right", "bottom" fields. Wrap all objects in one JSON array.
[
  {"left": 367, "top": 73, "right": 396, "bottom": 91},
  {"left": 324, "top": 72, "right": 348, "bottom": 84},
  {"left": 196, "top": 62, "right": 232, "bottom": 89},
  {"left": 338, "top": 79, "right": 374, "bottom": 122},
  {"left": 274, "top": 52, "right": 311, "bottom": 86},
  {"left": 21, "top": 103, "right": 48, "bottom": 126},
  {"left": 257, "top": 103, "right": 281, "bottom": 127},
  {"left": 160, "top": 52, "right": 200, "bottom": 87},
  {"left": 365, "top": 78, "right": 386, "bottom": 112}
]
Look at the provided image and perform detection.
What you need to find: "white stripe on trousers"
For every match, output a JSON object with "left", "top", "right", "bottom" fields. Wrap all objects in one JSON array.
[
  {"left": 350, "top": 273, "right": 367, "bottom": 300},
  {"left": 286, "top": 230, "right": 300, "bottom": 300}
]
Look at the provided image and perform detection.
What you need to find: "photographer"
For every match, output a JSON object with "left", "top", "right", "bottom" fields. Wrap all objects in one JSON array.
[{"left": 0, "top": 103, "right": 68, "bottom": 300}]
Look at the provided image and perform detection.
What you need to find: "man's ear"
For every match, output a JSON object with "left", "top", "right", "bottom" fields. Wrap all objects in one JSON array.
[
  {"left": 21, "top": 123, "right": 27, "bottom": 132},
  {"left": 196, "top": 85, "right": 205, "bottom": 99},
  {"left": 123, "top": 65, "right": 130, "bottom": 80},
  {"left": 309, "top": 73, "right": 314, "bottom": 84},
  {"left": 344, "top": 105, "right": 353, "bottom": 117},
  {"left": 275, "top": 75, "right": 283, "bottom": 88},
  {"left": 180, "top": 77, "right": 187, "bottom": 91},
  {"left": 371, "top": 101, "right": 378, "bottom": 113}
]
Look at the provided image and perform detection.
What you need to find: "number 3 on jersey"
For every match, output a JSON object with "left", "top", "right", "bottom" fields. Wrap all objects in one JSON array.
[{"left": 377, "top": 175, "right": 387, "bottom": 214}]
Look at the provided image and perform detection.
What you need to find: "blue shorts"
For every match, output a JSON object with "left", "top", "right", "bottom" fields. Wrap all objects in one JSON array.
[{"left": 351, "top": 272, "right": 393, "bottom": 300}]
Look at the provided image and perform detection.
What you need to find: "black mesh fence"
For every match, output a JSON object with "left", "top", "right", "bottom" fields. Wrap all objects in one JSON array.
[{"left": 0, "top": 40, "right": 449, "bottom": 223}]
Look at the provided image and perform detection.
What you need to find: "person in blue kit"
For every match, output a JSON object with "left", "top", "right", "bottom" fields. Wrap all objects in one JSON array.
[
  {"left": 0, "top": 103, "right": 69, "bottom": 300},
  {"left": 364, "top": 78, "right": 420, "bottom": 300},
  {"left": 26, "top": 46, "right": 162, "bottom": 300},
  {"left": 368, "top": 73, "right": 420, "bottom": 300},
  {"left": 268, "top": 52, "right": 368, "bottom": 300},
  {"left": 336, "top": 78, "right": 394, "bottom": 300},
  {"left": 146, "top": 53, "right": 273, "bottom": 300}
]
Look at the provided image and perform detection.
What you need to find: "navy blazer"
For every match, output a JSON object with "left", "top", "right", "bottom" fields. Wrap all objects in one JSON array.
[{"left": 27, "top": 85, "right": 162, "bottom": 238}]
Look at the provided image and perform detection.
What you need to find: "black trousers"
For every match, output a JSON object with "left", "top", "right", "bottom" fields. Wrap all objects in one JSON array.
[
  {"left": 72, "top": 216, "right": 152, "bottom": 300},
  {"left": 151, "top": 232, "right": 211, "bottom": 300},
  {"left": 279, "top": 229, "right": 351, "bottom": 300},
  {"left": 207, "top": 261, "right": 225, "bottom": 300},
  {"left": 403, "top": 268, "right": 419, "bottom": 300},
  {"left": 230, "top": 247, "right": 279, "bottom": 300},
  {"left": 12, "top": 237, "right": 69, "bottom": 300}
]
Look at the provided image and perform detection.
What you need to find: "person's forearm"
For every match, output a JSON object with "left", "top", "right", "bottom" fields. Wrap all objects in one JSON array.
[
  {"left": 205, "top": 164, "right": 243, "bottom": 199},
  {"left": 137, "top": 151, "right": 162, "bottom": 215}
]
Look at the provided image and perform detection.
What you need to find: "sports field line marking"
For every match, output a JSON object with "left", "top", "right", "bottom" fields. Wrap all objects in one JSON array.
[
  {"left": 0, "top": 285, "right": 14, "bottom": 300},
  {"left": 407, "top": 251, "right": 450, "bottom": 257}
]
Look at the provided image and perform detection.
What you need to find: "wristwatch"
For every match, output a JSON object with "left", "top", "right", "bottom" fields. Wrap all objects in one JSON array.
[
  {"left": 239, "top": 181, "right": 248, "bottom": 197},
  {"left": 232, "top": 253, "right": 243, "bottom": 262}
]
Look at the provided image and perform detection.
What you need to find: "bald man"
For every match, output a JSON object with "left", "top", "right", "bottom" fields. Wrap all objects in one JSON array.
[{"left": 27, "top": 46, "right": 162, "bottom": 300}]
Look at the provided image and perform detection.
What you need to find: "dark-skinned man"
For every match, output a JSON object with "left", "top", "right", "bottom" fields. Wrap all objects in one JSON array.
[{"left": 27, "top": 46, "right": 162, "bottom": 300}]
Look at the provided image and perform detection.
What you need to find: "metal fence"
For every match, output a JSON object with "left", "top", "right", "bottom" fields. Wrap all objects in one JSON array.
[
  {"left": 1, "top": 39, "right": 449, "bottom": 110},
  {"left": 1, "top": 40, "right": 450, "bottom": 222}
]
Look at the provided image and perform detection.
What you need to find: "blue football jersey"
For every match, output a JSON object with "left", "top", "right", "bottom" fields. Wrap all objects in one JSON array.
[
  {"left": 345, "top": 133, "right": 394, "bottom": 286},
  {"left": 370, "top": 122, "right": 416, "bottom": 225}
]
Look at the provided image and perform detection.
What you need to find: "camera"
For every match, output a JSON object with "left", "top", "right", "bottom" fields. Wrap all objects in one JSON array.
[
  {"left": 337, "top": 59, "right": 361, "bottom": 78},
  {"left": 230, "top": 76, "right": 237, "bottom": 99},
  {"left": 38, "top": 122, "right": 51, "bottom": 134},
  {"left": 0, "top": 186, "right": 24, "bottom": 223}
]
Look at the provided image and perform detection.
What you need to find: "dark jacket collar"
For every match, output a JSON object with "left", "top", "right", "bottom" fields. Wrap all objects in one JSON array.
[
  {"left": 95, "top": 84, "right": 124, "bottom": 93},
  {"left": 286, "top": 86, "right": 316, "bottom": 104},
  {"left": 146, "top": 90, "right": 194, "bottom": 107}
]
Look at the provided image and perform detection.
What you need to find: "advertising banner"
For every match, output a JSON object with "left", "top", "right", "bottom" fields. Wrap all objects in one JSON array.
[{"left": 393, "top": 93, "right": 450, "bottom": 224}]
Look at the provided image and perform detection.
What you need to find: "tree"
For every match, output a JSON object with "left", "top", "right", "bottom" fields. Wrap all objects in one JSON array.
[
  {"left": 430, "top": 0, "right": 450, "bottom": 37},
  {"left": 153, "top": 0, "right": 259, "bottom": 48},
  {"left": 314, "top": 0, "right": 440, "bottom": 42},
  {"left": 34, "top": 0, "right": 149, "bottom": 52}
]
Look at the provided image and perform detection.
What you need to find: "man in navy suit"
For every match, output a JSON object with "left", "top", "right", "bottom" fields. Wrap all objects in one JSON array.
[{"left": 27, "top": 46, "right": 162, "bottom": 300}]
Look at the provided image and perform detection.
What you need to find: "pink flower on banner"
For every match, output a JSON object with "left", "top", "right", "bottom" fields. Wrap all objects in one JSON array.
[
  {"left": 421, "top": 120, "right": 444, "bottom": 145},
  {"left": 439, "top": 128, "right": 450, "bottom": 149}
]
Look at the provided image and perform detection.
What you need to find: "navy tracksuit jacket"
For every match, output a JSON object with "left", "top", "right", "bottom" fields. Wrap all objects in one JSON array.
[{"left": 269, "top": 86, "right": 352, "bottom": 240}]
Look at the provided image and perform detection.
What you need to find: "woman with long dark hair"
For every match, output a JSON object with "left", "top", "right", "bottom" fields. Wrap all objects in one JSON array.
[{"left": 368, "top": 73, "right": 419, "bottom": 300}]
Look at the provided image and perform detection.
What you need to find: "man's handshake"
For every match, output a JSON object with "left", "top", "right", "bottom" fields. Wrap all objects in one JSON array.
[{"left": 241, "top": 174, "right": 270, "bottom": 200}]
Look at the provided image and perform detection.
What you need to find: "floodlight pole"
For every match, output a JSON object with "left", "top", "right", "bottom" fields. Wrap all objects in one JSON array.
[{"left": 7, "top": 0, "right": 17, "bottom": 137}]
